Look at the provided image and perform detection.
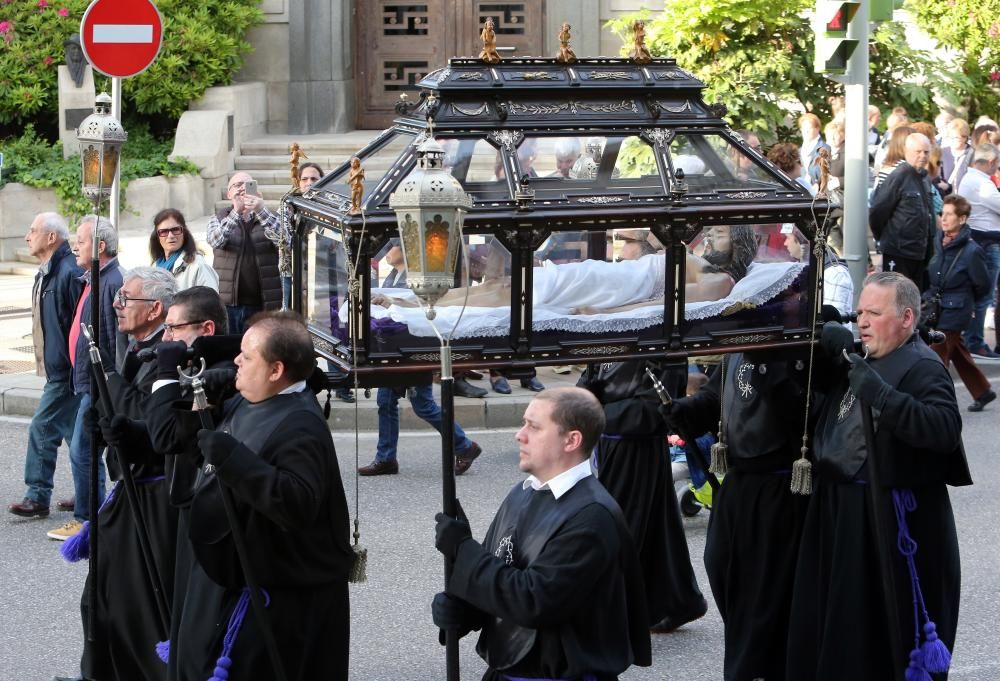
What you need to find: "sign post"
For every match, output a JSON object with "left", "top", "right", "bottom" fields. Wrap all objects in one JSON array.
[{"left": 80, "top": 0, "right": 163, "bottom": 223}]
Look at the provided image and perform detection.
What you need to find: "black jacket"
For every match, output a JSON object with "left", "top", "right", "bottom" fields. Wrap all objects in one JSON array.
[
  {"left": 37, "top": 241, "right": 83, "bottom": 382},
  {"left": 927, "top": 226, "right": 989, "bottom": 331},
  {"left": 869, "top": 163, "right": 936, "bottom": 262}
]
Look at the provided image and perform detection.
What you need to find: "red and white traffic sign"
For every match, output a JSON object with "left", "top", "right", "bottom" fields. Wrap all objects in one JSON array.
[{"left": 80, "top": 0, "right": 163, "bottom": 78}]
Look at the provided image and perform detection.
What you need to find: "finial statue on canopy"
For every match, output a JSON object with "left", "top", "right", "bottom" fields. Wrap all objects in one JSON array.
[
  {"left": 289, "top": 142, "right": 308, "bottom": 188},
  {"left": 479, "top": 18, "right": 500, "bottom": 64},
  {"left": 629, "top": 20, "right": 652, "bottom": 64},
  {"left": 556, "top": 22, "right": 577, "bottom": 64},
  {"left": 348, "top": 157, "right": 365, "bottom": 214}
]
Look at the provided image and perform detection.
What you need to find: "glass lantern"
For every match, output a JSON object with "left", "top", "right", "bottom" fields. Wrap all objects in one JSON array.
[{"left": 77, "top": 93, "right": 127, "bottom": 203}]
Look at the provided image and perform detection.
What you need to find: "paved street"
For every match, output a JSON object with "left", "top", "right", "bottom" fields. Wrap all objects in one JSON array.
[{"left": 0, "top": 376, "right": 998, "bottom": 680}]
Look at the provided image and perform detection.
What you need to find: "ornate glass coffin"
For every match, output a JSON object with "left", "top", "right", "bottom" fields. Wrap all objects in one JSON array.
[{"left": 287, "top": 56, "right": 828, "bottom": 381}]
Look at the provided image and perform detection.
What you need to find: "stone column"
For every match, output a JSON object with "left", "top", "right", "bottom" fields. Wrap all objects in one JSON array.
[
  {"left": 288, "top": 0, "right": 356, "bottom": 133},
  {"left": 57, "top": 65, "right": 96, "bottom": 159}
]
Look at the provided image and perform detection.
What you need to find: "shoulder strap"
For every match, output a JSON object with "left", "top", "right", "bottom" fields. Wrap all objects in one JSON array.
[{"left": 936, "top": 240, "right": 973, "bottom": 288}]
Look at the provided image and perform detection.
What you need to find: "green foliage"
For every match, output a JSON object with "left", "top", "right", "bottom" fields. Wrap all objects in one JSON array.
[
  {"left": 908, "top": 0, "right": 1000, "bottom": 119},
  {"left": 0, "top": 124, "right": 199, "bottom": 223},
  {"left": 0, "top": 0, "right": 262, "bottom": 127},
  {"left": 606, "top": 0, "right": 956, "bottom": 143}
]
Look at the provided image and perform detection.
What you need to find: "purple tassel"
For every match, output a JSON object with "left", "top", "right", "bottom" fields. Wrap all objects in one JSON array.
[
  {"left": 905, "top": 649, "right": 932, "bottom": 681},
  {"left": 156, "top": 640, "right": 170, "bottom": 664},
  {"left": 211, "top": 655, "right": 232, "bottom": 681},
  {"left": 60, "top": 521, "right": 91, "bottom": 562},
  {"left": 919, "top": 621, "right": 952, "bottom": 673}
]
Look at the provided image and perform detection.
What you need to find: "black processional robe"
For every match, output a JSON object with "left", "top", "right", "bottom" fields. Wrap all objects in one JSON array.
[
  {"left": 447, "top": 475, "right": 651, "bottom": 681},
  {"left": 579, "top": 360, "right": 706, "bottom": 628},
  {"left": 171, "top": 389, "right": 353, "bottom": 681},
  {"left": 81, "top": 330, "right": 177, "bottom": 681},
  {"left": 677, "top": 351, "right": 811, "bottom": 681},
  {"left": 787, "top": 334, "right": 971, "bottom": 681}
]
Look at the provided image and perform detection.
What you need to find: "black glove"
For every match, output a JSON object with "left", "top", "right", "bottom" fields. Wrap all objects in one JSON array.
[
  {"left": 100, "top": 415, "right": 152, "bottom": 463},
  {"left": 659, "top": 397, "right": 696, "bottom": 435},
  {"left": 847, "top": 353, "right": 892, "bottom": 410},
  {"left": 155, "top": 341, "right": 191, "bottom": 380},
  {"left": 431, "top": 592, "right": 476, "bottom": 645},
  {"left": 819, "top": 321, "right": 855, "bottom": 366},
  {"left": 434, "top": 498, "right": 471, "bottom": 560},
  {"left": 190, "top": 335, "right": 242, "bottom": 367},
  {"left": 197, "top": 429, "right": 240, "bottom": 469},
  {"left": 199, "top": 368, "right": 238, "bottom": 404}
]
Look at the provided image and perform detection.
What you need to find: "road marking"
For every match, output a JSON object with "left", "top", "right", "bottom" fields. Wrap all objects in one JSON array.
[{"left": 92, "top": 24, "right": 154, "bottom": 43}]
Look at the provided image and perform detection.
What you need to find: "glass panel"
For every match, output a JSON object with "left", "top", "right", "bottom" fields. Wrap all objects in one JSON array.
[
  {"left": 436, "top": 137, "right": 511, "bottom": 201},
  {"left": 521, "top": 135, "right": 665, "bottom": 199},
  {"left": 322, "top": 132, "right": 415, "bottom": 197},
  {"left": 305, "top": 225, "right": 351, "bottom": 344},
  {"left": 669, "top": 133, "right": 784, "bottom": 192},
  {"left": 682, "top": 223, "right": 812, "bottom": 338}
]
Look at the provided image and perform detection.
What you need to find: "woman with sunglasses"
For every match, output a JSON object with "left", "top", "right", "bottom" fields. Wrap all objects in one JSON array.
[{"left": 148, "top": 208, "right": 219, "bottom": 291}]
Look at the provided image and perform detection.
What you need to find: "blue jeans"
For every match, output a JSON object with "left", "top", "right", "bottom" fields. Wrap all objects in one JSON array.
[
  {"left": 68, "top": 392, "right": 106, "bottom": 522},
  {"left": 226, "top": 304, "right": 262, "bottom": 336},
  {"left": 23, "top": 380, "right": 79, "bottom": 505},
  {"left": 964, "top": 241, "right": 1000, "bottom": 350},
  {"left": 375, "top": 384, "right": 473, "bottom": 463}
]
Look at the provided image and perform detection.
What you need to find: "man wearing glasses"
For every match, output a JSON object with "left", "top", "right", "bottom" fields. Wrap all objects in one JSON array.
[
  {"left": 49, "top": 216, "right": 126, "bottom": 541},
  {"left": 207, "top": 172, "right": 282, "bottom": 335}
]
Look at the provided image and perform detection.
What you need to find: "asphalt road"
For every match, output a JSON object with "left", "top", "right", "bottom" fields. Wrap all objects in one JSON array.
[{"left": 0, "top": 381, "right": 997, "bottom": 680}]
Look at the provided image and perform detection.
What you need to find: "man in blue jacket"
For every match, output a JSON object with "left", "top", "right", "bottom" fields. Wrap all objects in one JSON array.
[
  {"left": 7, "top": 213, "right": 82, "bottom": 519},
  {"left": 47, "top": 216, "right": 126, "bottom": 541}
]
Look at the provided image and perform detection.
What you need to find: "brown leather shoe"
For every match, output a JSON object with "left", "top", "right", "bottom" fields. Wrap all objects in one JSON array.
[
  {"left": 56, "top": 498, "right": 75, "bottom": 512},
  {"left": 358, "top": 459, "right": 399, "bottom": 476},
  {"left": 454, "top": 442, "right": 483, "bottom": 476},
  {"left": 8, "top": 498, "right": 50, "bottom": 518}
]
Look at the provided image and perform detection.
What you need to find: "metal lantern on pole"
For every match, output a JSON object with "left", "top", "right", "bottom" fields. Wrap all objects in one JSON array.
[
  {"left": 75, "top": 90, "right": 126, "bottom": 650},
  {"left": 77, "top": 92, "right": 127, "bottom": 206},
  {"left": 389, "top": 138, "right": 472, "bottom": 319},
  {"left": 389, "top": 135, "right": 472, "bottom": 681}
]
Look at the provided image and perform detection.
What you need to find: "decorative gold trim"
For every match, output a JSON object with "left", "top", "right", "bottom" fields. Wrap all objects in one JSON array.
[
  {"left": 718, "top": 333, "right": 777, "bottom": 345},
  {"left": 588, "top": 71, "right": 633, "bottom": 80},
  {"left": 577, "top": 196, "right": 625, "bottom": 204},
  {"left": 509, "top": 102, "right": 568, "bottom": 115},
  {"left": 568, "top": 345, "right": 630, "bottom": 356},
  {"left": 456, "top": 72, "right": 486, "bottom": 81},
  {"left": 507, "top": 100, "right": 639, "bottom": 116},
  {"left": 489, "top": 130, "right": 523, "bottom": 151},
  {"left": 628, "top": 20, "right": 652, "bottom": 64},
  {"left": 660, "top": 100, "right": 693, "bottom": 113},
  {"left": 410, "top": 352, "right": 473, "bottom": 362},
  {"left": 479, "top": 18, "right": 500, "bottom": 64},
  {"left": 520, "top": 72, "right": 558, "bottom": 80},
  {"left": 727, "top": 191, "right": 769, "bottom": 200}
]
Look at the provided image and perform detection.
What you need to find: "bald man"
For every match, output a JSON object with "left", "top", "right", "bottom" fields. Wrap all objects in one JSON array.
[
  {"left": 206, "top": 172, "right": 281, "bottom": 334},
  {"left": 869, "top": 132, "right": 937, "bottom": 289}
]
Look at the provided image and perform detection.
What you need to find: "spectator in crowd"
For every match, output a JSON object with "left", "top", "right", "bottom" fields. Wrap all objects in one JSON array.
[
  {"left": 868, "top": 105, "right": 883, "bottom": 160},
  {"left": 207, "top": 172, "right": 281, "bottom": 335},
  {"left": 731, "top": 129, "right": 763, "bottom": 180},
  {"left": 873, "top": 106, "right": 911, "bottom": 170},
  {"left": 767, "top": 142, "right": 815, "bottom": 195},
  {"left": 798, "top": 113, "right": 830, "bottom": 190},
  {"left": 869, "top": 133, "right": 936, "bottom": 289},
  {"left": 149, "top": 208, "right": 219, "bottom": 291},
  {"left": 873, "top": 126, "right": 915, "bottom": 191},
  {"left": 939, "top": 118, "right": 974, "bottom": 196},
  {"left": 927, "top": 194, "right": 995, "bottom": 410},
  {"left": 825, "top": 118, "right": 845, "bottom": 191},
  {"left": 911, "top": 122, "right": 946, "bottom": 217},
  {"left": 934, "top": 109, "right": 954, "bottom": 146},
  {"left": 972, "top": 123, "right": 999, "bottom": 147},
  {"left": 957, "top": 143, "right": 1000, "bottom": 359},
  {"left": 271, "top": 161, "right": 324, "bottom": 310},
  {"left": 50, "top": 216, "right": 126, "bottom": 541},
  {"left": 7, "top": 213, "right": 83, "bottom": 519},
  {"left": 550, "top": 138, "right": 582, "bottom": 178}
]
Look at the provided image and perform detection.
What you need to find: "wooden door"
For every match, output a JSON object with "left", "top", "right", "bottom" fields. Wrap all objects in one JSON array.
[{"left": 355, "top": 0, "right": 546, "bottom": 129}]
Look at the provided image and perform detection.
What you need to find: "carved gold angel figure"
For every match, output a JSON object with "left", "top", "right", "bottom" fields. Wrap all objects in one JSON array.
[
  {"left": 629, "top": 20, "right": 652, "bottom": 64},
  {"left": 348, "top": 157, "right": 365, "bottom": 214},
  {"left": 289, "top": 142, "right": 308, "bottom": 188},
  {"left": 479, "top": 18, "right": 500, "bottom": 64},
  {"left": 556, "top": 22, "right": 576, "bottom": 64}
]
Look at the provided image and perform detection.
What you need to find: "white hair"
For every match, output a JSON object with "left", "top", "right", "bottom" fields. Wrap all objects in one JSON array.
[
  {"left": 124, "top": 266, "right": 177, "bottom": 312},
  {"left": 79, "top": 215, "right": 119, "bottom": 257},
  {"left": 36, "top": 212, "right": 70, "bottom": 241}
]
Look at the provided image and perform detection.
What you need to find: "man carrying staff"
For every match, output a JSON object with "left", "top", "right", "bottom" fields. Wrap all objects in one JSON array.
[
  {"left": 174, "top": 312, "right": 353, "bottom": 681},
  {"left": 432, "top": 387, "right": 651, "bottom": 681},
  {"left": 788, "top": 272, "right": 970, "bottom": 680}
]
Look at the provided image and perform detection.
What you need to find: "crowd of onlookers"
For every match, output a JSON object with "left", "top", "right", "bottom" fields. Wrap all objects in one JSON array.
[{"left": 747, "top": 101, "right": 1000, "bottom": 412}]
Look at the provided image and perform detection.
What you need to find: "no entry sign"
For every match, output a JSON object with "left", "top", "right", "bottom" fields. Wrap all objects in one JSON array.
[{"left": 80, "top": 0, "right": 163, "bottom": 78}]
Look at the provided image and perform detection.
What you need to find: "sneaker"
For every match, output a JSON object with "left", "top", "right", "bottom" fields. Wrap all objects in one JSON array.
[
  {"left": 970, "top": 346, "right": 1000, "bottom": 362},
  {"left": 47, "top": 519, "right": 84, "bottom": 541},
  {"left": 454, "top": 442, "right": 483, "bottom": 476},
  {"left": 968, "top": 389, "right": 997, "bottom": 413}
]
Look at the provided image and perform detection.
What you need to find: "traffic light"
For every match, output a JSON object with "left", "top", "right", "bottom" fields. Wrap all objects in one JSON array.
[
  {"left": 814, "top": 0, "right": 860, "bottom": 75},
  {"left": 871, "top": 0, "right": 905, "bottom": 23}
]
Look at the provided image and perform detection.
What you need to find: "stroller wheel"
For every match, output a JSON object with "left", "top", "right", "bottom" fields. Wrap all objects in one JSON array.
[{"left": 680, "top": 489, "right": 702, "bottom": 517}]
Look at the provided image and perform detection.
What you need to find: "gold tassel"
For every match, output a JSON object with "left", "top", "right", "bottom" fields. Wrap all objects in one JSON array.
[
  {"left": 349, "top": 519, "right": 368, "bottom": 584},
  {"left": 790, "top": 441, "right": 812, "bottom": 496},
  {"left": 709, "top": 438, "right": 728, "bottom": 476}
]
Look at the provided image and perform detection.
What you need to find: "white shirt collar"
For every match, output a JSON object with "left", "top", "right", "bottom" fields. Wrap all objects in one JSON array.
[
  {"left": 522, "top": 458, "right": 593, "bottom": 499},
  {"left": 279, "top": 380, "right": 308, "bottom": 394}
]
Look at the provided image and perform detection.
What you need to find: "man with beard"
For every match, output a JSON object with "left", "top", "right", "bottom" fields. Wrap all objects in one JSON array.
[
  {"left": 787, "top": 272, "right": 969, "bottom": 681},
  {"left": 174, "top": 312, "right": 353, "bottom": 681}
]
